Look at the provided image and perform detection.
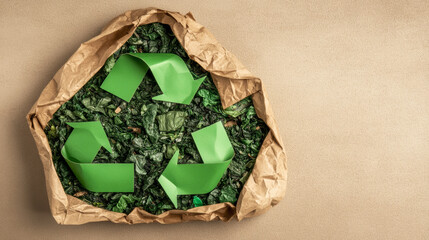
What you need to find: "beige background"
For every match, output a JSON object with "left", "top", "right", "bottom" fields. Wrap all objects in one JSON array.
[{"left": 1, "top": 0, "right": 428, "bottom": 239}]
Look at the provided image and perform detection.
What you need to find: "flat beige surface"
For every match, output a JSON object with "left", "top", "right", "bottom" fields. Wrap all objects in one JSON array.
[{"left": 1, "top": 0, "right": 428, "bottom": 239}]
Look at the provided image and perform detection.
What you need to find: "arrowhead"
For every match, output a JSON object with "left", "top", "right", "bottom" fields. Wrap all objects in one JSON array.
[
  {"left": 67, "top": 121, "right": 112, "bottom": 153},
  {"left": 192, "top": 121, "right": 234, "bottom": 164},
  {"left": 146, "top": 53, "right": 205, "bottom": 104},
  {"left": 189, "top": 76, "right": 206, "bottom": 104},
  {"left": 152, "top": 76, "right": 205, "bottom": 105},
  {"left": 62, "top": 121, "right": 112, "bottom": 163},
  {"left": 158, "top": 150, "right": 180, "bottom": 208}
]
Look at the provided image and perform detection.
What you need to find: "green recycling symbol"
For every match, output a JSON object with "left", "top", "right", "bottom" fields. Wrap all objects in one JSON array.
[{"left": 61, "top": 53, "right": 234, "bottom": 208}]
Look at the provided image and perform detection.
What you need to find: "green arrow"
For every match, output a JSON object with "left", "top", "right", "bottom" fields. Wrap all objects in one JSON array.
[
  {"left": 158, "top": 121, "right": 234, "bottom": 208},
  {"left": 100, "top": 53, "right": 205, "bottom": 104},
  {"left": 61, "top": 121, "right": 134, "bottom": 192}
]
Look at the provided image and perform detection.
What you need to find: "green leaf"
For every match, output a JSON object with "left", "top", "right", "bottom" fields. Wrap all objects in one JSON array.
[
  {"left": 47, "top": 125, "right": 57, "bottom": 139},
  {"left": 223, "top": 97, "right": 251, "bottom": 117},
  {"left": 112, "top": 194, "right": 139, "bottom": 213},
  {"left": 81, "top": 98, "right": 94, "bottom": 111},
  {"left": 219, "top": 186, "right": 238, "bottom": 203},
  {"left": 112, "top": 195, "right": 128, "bottom": 213},
  {"left": 157, "top": 111, "right": 187, "bottom": 132},
  {"left": 130, "top": 154, "right": 147, "bottom": 176},
  {"left": 104, "top": 55, "right": 116, "bottom": 73},
  {"left": 142, "top": 104, "right": 159, "bottom": 143},
  {"left": 165, "top": 144, "right": 178, "bottom": 159},
  {"left": 207, "top": 189, "right": 220, "bottom": 205},
  {"left": 197, "top": 89, "right": 220, "bottom": 106},
  {"left": 132, "top": 137, "right": 144, "bottom": 148},
  {"left": 149, "top": 152, "right": 163, "bottom": 163}
]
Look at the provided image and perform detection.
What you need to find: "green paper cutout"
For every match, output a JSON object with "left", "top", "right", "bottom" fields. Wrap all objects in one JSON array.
[
  {"left": 61, "top": 121, "right": 134, "bottom": 192},
  {"left": 100, "top": 53, "right": 205, "bottom": 104},
  {"left": 158, "top": 121, "right": 234, "bottom": 208}
]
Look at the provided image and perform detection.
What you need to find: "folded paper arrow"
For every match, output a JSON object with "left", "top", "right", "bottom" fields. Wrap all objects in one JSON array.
[
  {"left": 158, "top": 121, "right": 234, "bottom": 208},
  {"left": 100, "top": 53, "right": 205, "bottom": 104},
  {"left": 61, "top": 121, "right": 134, "bottom": 192}
]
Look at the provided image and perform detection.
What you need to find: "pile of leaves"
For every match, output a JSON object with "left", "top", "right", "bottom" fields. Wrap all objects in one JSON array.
[{"left": 44, "top": 23, "right": 268, "bottom": 215}]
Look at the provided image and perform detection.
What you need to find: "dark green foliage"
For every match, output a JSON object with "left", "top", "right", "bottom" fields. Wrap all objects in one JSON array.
[
  {"left": 157, "top": 111, "right": 187, "bottom": 132},
  {"left": 44, "top": 23, "right": 268, "bottom": 215}
]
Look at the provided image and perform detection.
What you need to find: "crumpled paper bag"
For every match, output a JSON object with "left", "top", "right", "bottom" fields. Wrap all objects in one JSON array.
[{"left": 26, "top": 7, "right": 287, "bottom": 224}]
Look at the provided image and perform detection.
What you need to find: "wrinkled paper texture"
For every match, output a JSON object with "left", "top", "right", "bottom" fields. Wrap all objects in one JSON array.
[{"left": 26, "top": 8, "right": 287, "bottom": 224}]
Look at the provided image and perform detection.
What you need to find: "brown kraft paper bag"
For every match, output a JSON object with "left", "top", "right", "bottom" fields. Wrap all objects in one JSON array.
[{"left": 26, "top": 8, "right": 287, "bottom": 224}]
